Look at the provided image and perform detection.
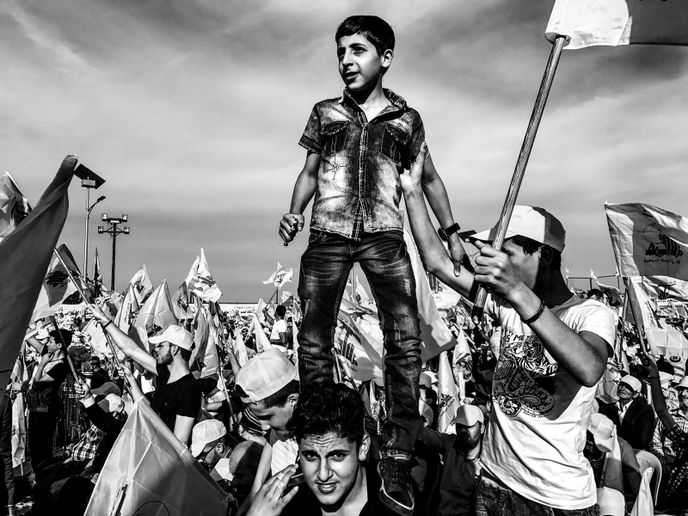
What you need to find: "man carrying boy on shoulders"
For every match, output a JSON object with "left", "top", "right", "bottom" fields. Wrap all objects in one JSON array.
[{"left": 278, "top": 15, "right": 463, "bottom": 515}]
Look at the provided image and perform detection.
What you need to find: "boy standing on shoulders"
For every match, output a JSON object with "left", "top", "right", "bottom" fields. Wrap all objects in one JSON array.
[{"left": 278, "top": 15, "right": 463, "bottom": 515}]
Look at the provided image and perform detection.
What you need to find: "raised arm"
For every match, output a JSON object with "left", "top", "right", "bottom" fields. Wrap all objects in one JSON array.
[
  {"left": 401, "top": 143, "right": 474, "bottom": 297},
  {"left": 89, "top": 304, "right": 157, "bottom": 374},
  {"left": 279, "top": 152, "right": 321, "bottom": 244},
  {"left": 644, "top": 357, "right": 676, "bottom": 431},
  {"left": 421, "top": 153, "right": 464, "bottom": 276},
  {"left": 473, "top": 241, "right": 609, "bottom": 387}
]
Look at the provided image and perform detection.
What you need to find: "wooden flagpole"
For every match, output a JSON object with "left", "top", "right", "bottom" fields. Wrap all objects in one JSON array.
[{"left": 472, "top": 35, "right": 567, "bottom": 320}]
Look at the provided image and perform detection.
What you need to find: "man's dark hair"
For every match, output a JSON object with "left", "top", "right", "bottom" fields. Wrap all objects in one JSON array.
[
  {"left": 275, "top": 305, "right": 287, "bottom": 318},
  {"left": 90, "top": 356, "right": 101, "bottom": 365},
  {"left": 178, "top": 347, "right": 192, "bottom": 363},
  {"left": 260, "top": 379, "right": 300, "bottom": 409},
  {"left": 509, "top": 235, "right": 561, "bottom": 269},
  {"left": 49, "top": 328, "right": 73, "bottom": 348},
  {"left": 290, "top": 383, "right": 364, "bottom": 445},
  {"left": 335, "top": 15, "right": 395, "bottom": 56}
]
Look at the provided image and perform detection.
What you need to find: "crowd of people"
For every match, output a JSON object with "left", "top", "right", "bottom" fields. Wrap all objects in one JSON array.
[
  {"left": 2, "top": 12, "right": 687, "bottom": 516},
  {"left": 0, "top": 280, "right": 684, "bottom": 516}
]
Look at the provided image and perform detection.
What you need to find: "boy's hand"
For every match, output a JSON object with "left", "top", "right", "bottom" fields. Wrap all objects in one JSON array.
[
  {"left": 279, "top": 213, "right": 304, "bottom": 244},
  {"left": 400, "top": 142, "right": 427, "bottom": 195}
]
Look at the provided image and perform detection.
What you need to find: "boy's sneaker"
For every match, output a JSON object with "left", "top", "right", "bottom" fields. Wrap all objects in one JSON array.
[{"left": 377, "top": 456, "right": 414, "bottom": 516}]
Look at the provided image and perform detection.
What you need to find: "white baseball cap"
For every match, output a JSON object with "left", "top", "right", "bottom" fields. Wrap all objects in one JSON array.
[
  {"left": 472, "top": 205, "right": 566, "bottom": 252},
  {"left": 619, "top": 375, "right": 642, "bottom": 393},
  {"left": 235, "top": 348, "right": 297, "bottom": 403},
  {"left": 149, "top": 325, "right": 194, "bottom": 351},
  {"left": 191, "top": 419, "right": 227, "bottom": 458},
  {"left": 455, "top": 404, "right": 484, "bottom": 427}
]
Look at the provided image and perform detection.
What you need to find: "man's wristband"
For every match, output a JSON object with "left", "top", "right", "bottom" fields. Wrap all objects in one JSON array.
[
  {"left": 522, "top": 299, "right": 546, "bottom": 325},
  {"left": 102, "top": 320, "right": 113, "bottom": 330},
  {"left": 438, "top": 223, "right": 461, "bottom": 241}
]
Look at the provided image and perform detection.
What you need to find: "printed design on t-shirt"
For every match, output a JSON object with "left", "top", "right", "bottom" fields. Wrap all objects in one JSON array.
[{"left": 493, "top": 329, "right": 558, "bottom": 418}]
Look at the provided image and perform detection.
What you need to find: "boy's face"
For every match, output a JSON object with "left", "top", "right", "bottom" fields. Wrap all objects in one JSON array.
[
  {"left": 250, "top": 395, "right": 296, "bottom": 437},
  {"left": 337, "top": 33, "right": 392, "bottom": 93}
]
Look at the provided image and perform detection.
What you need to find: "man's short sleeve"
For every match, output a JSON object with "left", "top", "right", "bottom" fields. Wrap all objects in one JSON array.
[
  {"left": 176, "top": 378, "right": 202, "bottom": 419},
  {"left": 298, "top": 105, "right": 322, "bottom": 154}
]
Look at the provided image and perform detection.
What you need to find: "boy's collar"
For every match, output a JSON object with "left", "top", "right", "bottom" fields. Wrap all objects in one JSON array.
[{"left": 339, "top": 88, "right": 407, "bottom": 111}]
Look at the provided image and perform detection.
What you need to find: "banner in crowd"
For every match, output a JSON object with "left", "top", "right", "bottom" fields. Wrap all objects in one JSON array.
[
  {"left": 626, "top": 276, "right": 687, "bottom": 376},
  {"left": 0, "top": 171, "right": 31, "bottom": 243},
  {"left": 187, "top": 248, "right": 222, "bottom": 303},
  {"left": 0, "top": 156, "right": 75, "bottom": 389},
  {"left": 262, "top": 262, "right": 293, "bottom": 289},
  {"left": 606, "top": 202, "right": 688, "bottom": 300},
  {"left": 437, "top": 350, "right": 458, "bottom": 434},
  {"left": 32, "top": 244, "right": 84, "bottom": 320},
  {"left": 546, "top": 0, "right": 688, "bottom": 49},
  {"left": 85, "top": 398, "right": 229, "bottom": 515},
  {"left": 128, "top": 265, "right": 154, "bottom": 306}
]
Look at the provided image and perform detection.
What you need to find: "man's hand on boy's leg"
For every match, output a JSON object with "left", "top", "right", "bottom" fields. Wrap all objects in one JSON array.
[
  {"left": 447, "top": 234, "right": 465, "bottom": 277},
  {"left": 279, "top": 213, "right": 304, "bottom": 244}
]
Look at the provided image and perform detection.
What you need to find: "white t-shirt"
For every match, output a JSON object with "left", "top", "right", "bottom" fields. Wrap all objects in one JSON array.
[
  {"left": 269, "top": 319, "right": 287, "bottom": 343},
  {"left": 481, "top": 294, "right": 615, "bottom": 510}
]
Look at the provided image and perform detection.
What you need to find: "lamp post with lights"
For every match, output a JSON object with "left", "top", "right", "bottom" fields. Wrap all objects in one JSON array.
[{"left": 98, "top": 214, "right": 130, "bottom": 290}]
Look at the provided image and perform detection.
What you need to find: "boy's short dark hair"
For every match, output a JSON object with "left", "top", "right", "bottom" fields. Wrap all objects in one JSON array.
[
  {"left": 335, "top": 15, "right": 395, "bottom": 56},
  {"left": 260, "top": 379, "right": 300, "bottom": 409},
  {"left": 275, "top": 305, "right": 287, "bottom": 318},
  {"left": 290, "top": 383, "right": 364, "bottom": 445},
  {"left": 510, "top": 235, "right": 562, "bottom": 270}
]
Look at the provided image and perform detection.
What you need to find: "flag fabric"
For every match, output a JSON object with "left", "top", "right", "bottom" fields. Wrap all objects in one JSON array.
[
  {"left": 262, "top": 262, "right": 284, "bottom": 285},
  {"left": 437, "top": 350, "right": 458, "bottom": 434},
  {"left": 0, "top": 171, "right": 31, "bottom": 243},
  {"left": 128, "top": 265, "right": 154, "bottom": 306},
  {"left": 93, "top": 247, "right": 103, "bottom": 297},
  {"left": 546, "top": 0, "right": 688, "bottom": 49},
  {"left": 190, "top": 308, "right": 210, "bottom": 367},
  {"left": 273, "top": 268, "right": 293, "bottom": 289},
  {"left": 232, "top": 329, "right": 249, "bottom": 367},
  {"left": 606, "top": 203, "right": 688, "bottom": 300},
  {"left": 626, "top": 276, "right": 687, "bottom": 376},
  {"left": 187, "top": 249, "right": 222, "bottom": 303},
  {"left": 115, "top": 285, "right": 140, "bottom": 335},
  {"left": 0, "top": 156, "right": 75, "bottom": 389},
  {"left": 85, "top": 398, "right": 229, "bottom": 516},
  {"left": 171, "top": 282, "right": 191, "bottom": 322},
  {"left": 134, "top": 280, "right": 178, "bottom": 344},
  {"left": 252, "top": 314, "right": 272, "bottom": 352},
  {"left": 403, "top": 226, "right": 458, "bottom": 361},
  {"left": 32, "top": 244, "right": 81, "bottom": 320},
  {"left": 9, "top": 352, "right": 28, "bottom": 470},
  {"left": 82, "top": 319, "right": 110, "bottom": 358}
]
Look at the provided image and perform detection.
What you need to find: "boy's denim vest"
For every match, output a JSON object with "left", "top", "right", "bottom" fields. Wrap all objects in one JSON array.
[{"left": 298, "top": 89, "right": 425, "bottom": 240}]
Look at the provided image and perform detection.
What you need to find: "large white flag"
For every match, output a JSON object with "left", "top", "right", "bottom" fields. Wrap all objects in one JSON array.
[
  {"left": 546, "top": 0, "right": 688, "bottom": 49},
  {"left": 128, "top": 265, "right": 154, "bottom": 306},
  {"left": 606, "top": 202, "right": 688, "bottom": 300},
  {"left": 85, "top": 399, "right": 228, "bottom": 515}
]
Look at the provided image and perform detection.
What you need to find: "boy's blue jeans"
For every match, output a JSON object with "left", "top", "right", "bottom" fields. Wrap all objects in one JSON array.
[{"left": 297, "top": 230, "right": 422, "bottom": 456}]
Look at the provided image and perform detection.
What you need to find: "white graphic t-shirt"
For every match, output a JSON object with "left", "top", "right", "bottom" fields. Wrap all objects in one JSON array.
[{"left": 481, "top": 294, "right": 615, "bottom": 510}]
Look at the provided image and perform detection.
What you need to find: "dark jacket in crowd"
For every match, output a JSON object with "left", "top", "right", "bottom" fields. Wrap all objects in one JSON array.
[{"left": 600, "top": 397, "right": 656, "bottom": 450}]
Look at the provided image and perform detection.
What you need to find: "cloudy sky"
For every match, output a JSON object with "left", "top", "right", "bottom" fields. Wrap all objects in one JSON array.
[{"left": 2, "top": 0, "right": 687, "bottom": 300}]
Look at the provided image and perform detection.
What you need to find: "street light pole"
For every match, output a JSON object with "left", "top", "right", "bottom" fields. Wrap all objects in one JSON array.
[
  {"left": 75, "top": 164, "right": 105, "bottom": 276},
  {"left": 98, "top": 214, "right": 130, "bottom": 291}
]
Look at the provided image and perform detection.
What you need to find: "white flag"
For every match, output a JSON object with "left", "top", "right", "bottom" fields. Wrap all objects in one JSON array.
[
  {"left": 546, "top": 0, "right": 688, "bottom": 49},
  {"left": 85, "top": 399, "right": 228, "bottom": 515}
]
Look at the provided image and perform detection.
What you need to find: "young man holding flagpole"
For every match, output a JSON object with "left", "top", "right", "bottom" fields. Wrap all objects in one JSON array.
[{"left": 401, "top": 145, "right": 616, "bottom": 515}]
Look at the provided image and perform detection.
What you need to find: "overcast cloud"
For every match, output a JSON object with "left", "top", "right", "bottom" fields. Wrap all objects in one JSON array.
[{"left": 2, "top": 0, "right": 687, "bottom": 299}]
